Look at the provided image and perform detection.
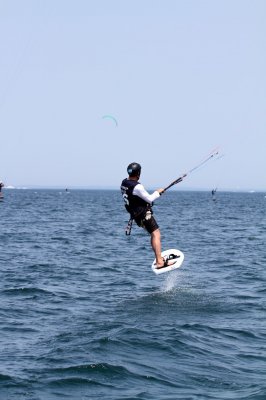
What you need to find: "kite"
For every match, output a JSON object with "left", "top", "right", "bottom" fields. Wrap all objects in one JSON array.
[{"left": 102, "top": 115, "right": 118, "bottom": 127}]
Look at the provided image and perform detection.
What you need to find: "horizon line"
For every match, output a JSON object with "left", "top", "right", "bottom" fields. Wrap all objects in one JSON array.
[{"left": 3, "top": 185, "right": 266, "bottom": 193}]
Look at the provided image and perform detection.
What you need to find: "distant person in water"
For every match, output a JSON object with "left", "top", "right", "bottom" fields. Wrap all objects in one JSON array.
[
  {"left": 0, "top": 181, "right": 4, "bottom": 198},
  {"left": 120, "top": 162, "right": 177, "bottom": 269}
]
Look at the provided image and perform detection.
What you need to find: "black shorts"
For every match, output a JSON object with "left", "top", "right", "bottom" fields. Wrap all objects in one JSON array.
[{"left": 135, "top": 212, "right": 159, "bottom": 234}]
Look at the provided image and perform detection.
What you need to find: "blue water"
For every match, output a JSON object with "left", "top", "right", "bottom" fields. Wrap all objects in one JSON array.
[{"left": 0, "top": 189, "right": 265, "bottom": 400}]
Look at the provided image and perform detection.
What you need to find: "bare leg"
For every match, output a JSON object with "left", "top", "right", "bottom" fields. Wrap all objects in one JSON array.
[
  {"left": 151, "top": 228, "right": 164, "bottom": 267},
  {"left": 151, "top": 228, "right": 177, "bottom": 269}
]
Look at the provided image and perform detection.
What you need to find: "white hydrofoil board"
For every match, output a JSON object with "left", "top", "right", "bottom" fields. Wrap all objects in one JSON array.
[{"left": 151, "top": 249, "right": 184, "bottom": 275}]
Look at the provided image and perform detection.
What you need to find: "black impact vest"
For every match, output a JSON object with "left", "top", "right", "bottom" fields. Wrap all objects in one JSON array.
[{"left": 120, "top": 178, "right": 149, "bottom": 219}]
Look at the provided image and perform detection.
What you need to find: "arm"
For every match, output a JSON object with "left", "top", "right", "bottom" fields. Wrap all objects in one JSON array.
[{"left": 133, "top": 184, "right": 161, "bottom": 204}]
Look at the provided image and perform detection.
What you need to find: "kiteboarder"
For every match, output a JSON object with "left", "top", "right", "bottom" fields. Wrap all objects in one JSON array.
[
  {"left": 120, "top": 163, "right": 175, "bottom": 269},
  {"left": 211, "top": 188, "right": 217, "bottom": 201},
  {"left": 0, "top": 181, "right": 4, "bottom": 199}
]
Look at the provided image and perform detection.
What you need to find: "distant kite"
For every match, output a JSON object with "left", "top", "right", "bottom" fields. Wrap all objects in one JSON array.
[{"left": 102, "top": 115, "right": 118, "bottom": 127}]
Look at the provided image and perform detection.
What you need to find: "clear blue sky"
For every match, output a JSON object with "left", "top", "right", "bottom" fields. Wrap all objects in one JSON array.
[{"left": 0, "top": 0, "right": 265, "bottom": 190}]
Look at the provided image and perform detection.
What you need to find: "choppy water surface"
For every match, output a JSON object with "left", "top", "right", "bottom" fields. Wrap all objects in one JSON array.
[{"left": 0, "top": 190, "right": 265, "bottom": 399}]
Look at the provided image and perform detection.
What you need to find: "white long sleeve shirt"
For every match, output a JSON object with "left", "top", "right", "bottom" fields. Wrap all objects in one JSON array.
[{"left": 132, "top": 184, "right": 160, "bottom": 204}]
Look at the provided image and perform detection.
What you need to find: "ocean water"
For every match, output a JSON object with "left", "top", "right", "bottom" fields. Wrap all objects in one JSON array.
[{"left": 0, "top": 189, "right": 265, "bottom": 400}]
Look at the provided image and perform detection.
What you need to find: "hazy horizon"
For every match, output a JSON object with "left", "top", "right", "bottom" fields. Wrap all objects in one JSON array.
[{"left": 3, "top": 184, "right": 265, "bottom": 193}]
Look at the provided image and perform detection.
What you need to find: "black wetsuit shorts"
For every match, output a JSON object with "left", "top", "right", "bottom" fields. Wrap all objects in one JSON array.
[{"left": 135, "top": 210, "right": 159, "bottom": 234}]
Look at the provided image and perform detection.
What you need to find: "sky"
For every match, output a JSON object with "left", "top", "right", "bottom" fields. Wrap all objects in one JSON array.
[{"left": 0, "top": 0, "right": 265, "bottom": 191}]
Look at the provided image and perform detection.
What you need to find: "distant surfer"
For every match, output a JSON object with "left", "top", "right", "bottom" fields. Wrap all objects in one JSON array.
[
  {"left": 211, "top": 188, "right": 217, "bottom": 201},
  {"left": 0, "top": 181, "right": 4, "bottom": 199},
  {"left": 121, "top": 163, "right": 177, "bottom": 269}
]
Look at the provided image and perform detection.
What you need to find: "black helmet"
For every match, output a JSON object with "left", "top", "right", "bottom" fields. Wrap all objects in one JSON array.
[{"left": 127, "top": 162, "right": 141, "bottom": 177}]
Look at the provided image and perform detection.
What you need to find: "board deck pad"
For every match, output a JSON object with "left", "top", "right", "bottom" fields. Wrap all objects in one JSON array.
[{"left": 151, "top": 249, "right": 184, "bottom": 275}]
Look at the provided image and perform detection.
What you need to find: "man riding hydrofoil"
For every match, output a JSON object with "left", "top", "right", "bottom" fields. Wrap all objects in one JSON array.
[{"left": 121, "top": 162, "right": 177, "bottom": 269}]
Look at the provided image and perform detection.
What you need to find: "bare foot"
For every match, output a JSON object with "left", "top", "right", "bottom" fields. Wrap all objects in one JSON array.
[
  {"left": 156, "top": 257, "right": 176, "bottom": 269},
  {"left": 155, "top": 258, "right": 165, "bottom": 269}
]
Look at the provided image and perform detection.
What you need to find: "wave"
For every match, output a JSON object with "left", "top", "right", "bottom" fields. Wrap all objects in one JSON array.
[
  {"left": 2, "top": 287, "right": 55, "bottom": 296},
  {"left": 44, "top": 361, "right": 181, "bottom": 391},
  {"left": 0, "top": 373, "right": 13, "bottom": 381}
]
